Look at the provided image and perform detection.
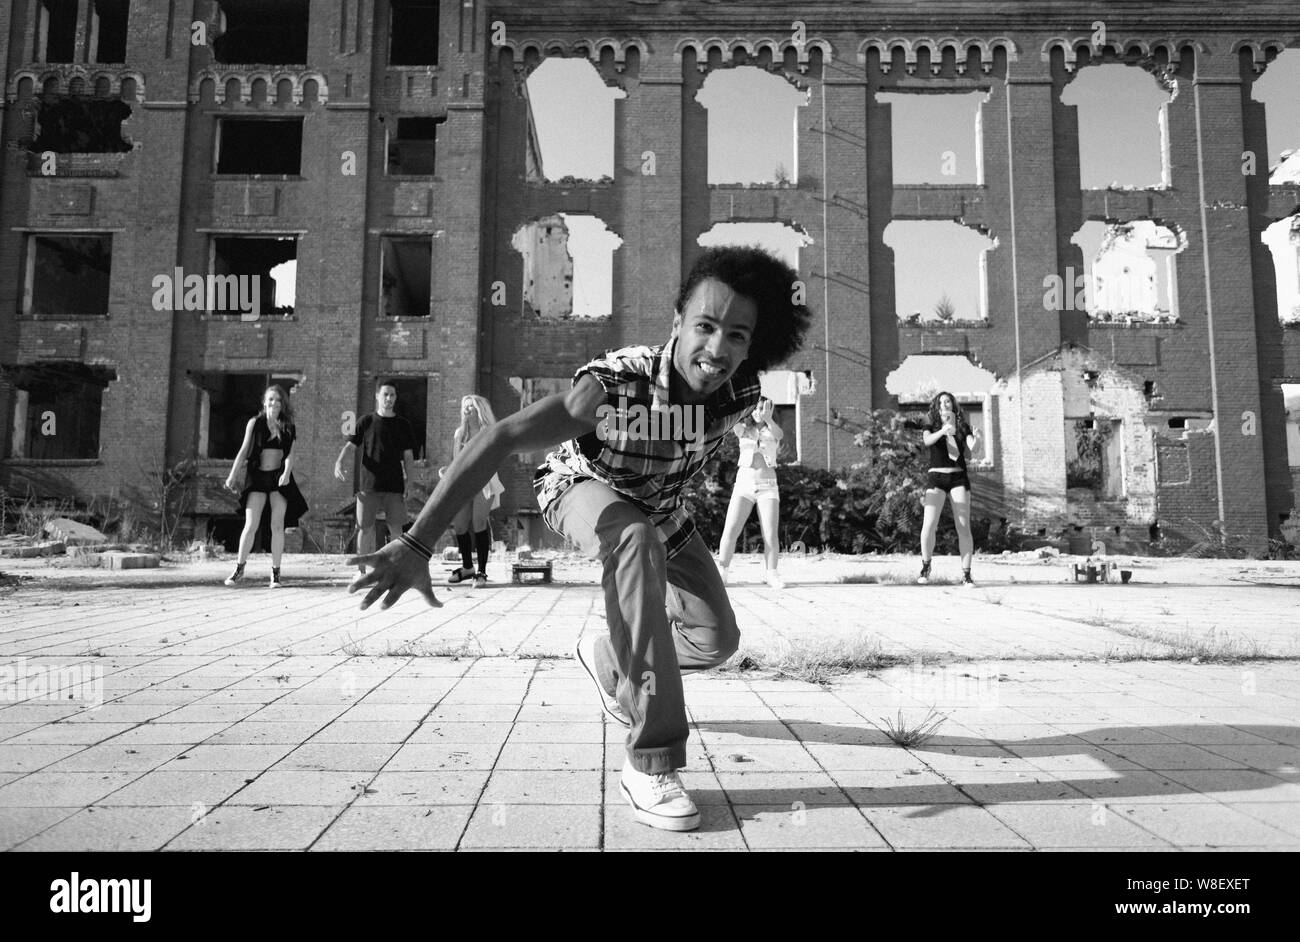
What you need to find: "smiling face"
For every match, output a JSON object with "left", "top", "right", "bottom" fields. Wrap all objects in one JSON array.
[
  {"left": 262, "top": 388, "right": 283, "bottom": 419},
  {"left": 671, "top": 278, "right": 757, "bottom": 403},
  {"left": 375, "top": 384, "right": 398, "bottom": 415},
  {"left": 937, "top": 394, "right": 956, "bottom": 420}
]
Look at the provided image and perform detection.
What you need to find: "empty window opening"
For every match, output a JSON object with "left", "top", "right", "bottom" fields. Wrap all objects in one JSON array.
[
  {"left": 1167, "top": 417, "right": 1187, "bottom": 430},
  {"left": 759, "top": 369, "right": 817, "bottom": 464},
  {"left": 1071, "top": 220, "right": 1183, "bottom": 322},
  {"left": 886, "top": 354, "right": 996, "bottom": 465},
  {"left": 5, "top": 363, "right": 115, "bottom": 460},
  {"left": 380, "top": 236, "right": 432, "bottom": 317},
  {"left": 387, "top": 116, "right": 445, "bottom": 175},
  {"left": 877, "top": 90, "right": 987, "bottom": 185},
  {"left": 524, "top": 58, "right": 625, "bottom": 183},
  {"left": 885, "top": 221, "right": 995, "bottom": 323},
  {"left": 215, "top": 119, "right": 303, "bottom": 175},
  {"left": 510, "top": 214, "right": 622, "bottom": 319},
  {"left": 697, "top": 222, "right": 812, "bottom": 270},
  {"left": 92, "top": 0, "right": 129, "bottom": 62},
  {"left": 696, "top": 67, "right": 808, "bottom": 185},
  {"left": 212, "top": 0, "right": 310, "bottom": 65},
  {"left": 199, "top": 373, "right": 299, "bottom": 459},
  {"left": 29, "top": 97, "right": 131, "bottom": 154},
  {"left": 36, "top": 0, "right": 78, "bottom": 63},
  {"left": 1061, "top": 65, "right": 1172, "bottom": 189},
  {"left": 1066, "top": 418, "right": 1124, "bottom": 498},
  {"left": 23, "top": 234, "right": 112, "bottom": 317},
  {"left": 1284, "top": 384, "right": 1300, "bottom": 468},
  {"left": 390, "top": 0, "right": 439, "bottom": 66},
  {"left": 1250, "top": 49, "right": 1300, "bottom": 183},
  {"left": 1261, "top": 214, "right": 1300, "bottom": 325},
  {"left": 211, "top": 237, "right": 297, "bottom": 316}
]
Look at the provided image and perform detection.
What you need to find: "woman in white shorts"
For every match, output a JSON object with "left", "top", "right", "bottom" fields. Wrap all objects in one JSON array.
[{"left": 717, "top": 397, "right": 784, "bottom": 589}]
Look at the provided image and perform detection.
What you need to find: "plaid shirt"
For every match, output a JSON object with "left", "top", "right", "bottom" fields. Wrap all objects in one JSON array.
[{"left": 535, "top": 339, "right": 762, "bottom": 558}]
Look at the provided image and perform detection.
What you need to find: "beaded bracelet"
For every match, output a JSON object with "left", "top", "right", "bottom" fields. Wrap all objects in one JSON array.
[{"left": 398, "top": 532, "right": 433, "bottom": 560}]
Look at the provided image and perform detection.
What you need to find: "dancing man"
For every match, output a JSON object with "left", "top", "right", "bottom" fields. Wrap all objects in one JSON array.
[{"left": 346, "top": 246, "right": 811, "bottom": 832}]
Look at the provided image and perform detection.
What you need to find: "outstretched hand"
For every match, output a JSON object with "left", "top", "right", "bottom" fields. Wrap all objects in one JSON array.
[{"left": 346, "top": 540, "right": 442, "bottom": 610}]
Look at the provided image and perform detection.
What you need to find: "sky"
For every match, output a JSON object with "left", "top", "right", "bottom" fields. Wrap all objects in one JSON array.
[{"left": 521, "top": 56, "right": 1300, "bottom": 324}]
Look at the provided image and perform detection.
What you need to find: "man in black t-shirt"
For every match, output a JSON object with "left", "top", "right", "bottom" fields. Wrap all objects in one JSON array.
[{"left": 335, "top": 379, "right": 421, "bottom": 563}]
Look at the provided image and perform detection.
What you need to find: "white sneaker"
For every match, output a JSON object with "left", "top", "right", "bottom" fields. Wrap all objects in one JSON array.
[
  {"left": 764, "top": 570, "right": 784, "bottom": 590},
  {"left": 619, "top": 758, "right": 700, "bottom": 832},
  {"left": 574, "top": 634, "right": 629, "bottom": 727}
]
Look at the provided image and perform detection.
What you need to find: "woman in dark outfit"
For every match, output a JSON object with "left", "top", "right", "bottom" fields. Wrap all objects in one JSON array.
[
  {"left": 917, "top": 390, "right": 979, "bottom": 586},
  {"left": 223, "top": 384, "right": 309, "bottom": 587}
]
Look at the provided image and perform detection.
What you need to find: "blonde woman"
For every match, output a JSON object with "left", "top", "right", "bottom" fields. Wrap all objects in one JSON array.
[
  {"left": 917, "top": 391, "right": 979, "bottom": 586},
  {"left": 717, "top": 397, "right": 784, "bottom": 589},
  {"left": 446, "top": 395, "right": 504, "bottom": 586},
  {"left": 223, "top": 384, "right": 309, "bottom": 587}
]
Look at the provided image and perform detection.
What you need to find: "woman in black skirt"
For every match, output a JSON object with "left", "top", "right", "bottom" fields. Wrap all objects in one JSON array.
[{"left": 222, "top": 384, "right": 309, "bottom": 587}]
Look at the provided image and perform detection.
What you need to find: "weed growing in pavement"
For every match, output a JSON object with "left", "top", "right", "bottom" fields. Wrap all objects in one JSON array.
[
  {"left": 340, "top": 635, "right": 366, "bottom": 657},
  {"left": 838, "top": 570, "right": 958, "bottom": 586},
  {"left": 880, "top": 707, "right": 948, "bottom": 747},
  {"left": 717, "top": 635, "right": 915, "bottom": 685},
  {"left": 1107, "top": 624, "right": 1272, "bottom": 663}
]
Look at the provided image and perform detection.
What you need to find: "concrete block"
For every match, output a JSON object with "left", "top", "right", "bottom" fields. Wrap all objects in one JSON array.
[
  {"left": 99, "top": 552, "right": 161, "bottom": 570},
  {"left": 44, "top": 519, "right": 108, "bottom": 546}
]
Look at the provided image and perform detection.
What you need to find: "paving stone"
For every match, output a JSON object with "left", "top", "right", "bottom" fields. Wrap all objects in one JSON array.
[
  {"left": 109, "top": 723, "right": 232, "bottom": 745},
  {"left": 384, "top": 742, "right": 503, "bottom": 772},
  {"left": 1106, "top": 803, "right": 1300, "bottom": 847},
  {"left": 714, "top": 771, "right": 847, "bottom": 805},
  {"left": 984, "top": 802, "right": 1174, "bottom": 848},
  {"left": 97, "top": 769, "right": 259, "bottom": 807},
  {"left": 408, "top": 721, "right": 513, "bottom": 745},
  {"left": 311, "top": 805, "right": 474, "bottom": 851},
  {"left": 45, "top": 743, "right": 188, "bottom": 773},
  {"left": 275, "top": 743, "right": 402, "bottom": 772},
  {"left": 161, "top": 743, "right": 297, "bottom": 771},
  {"left": 861, "top": 805, "right": 1034, "bottom": 849},
  {"left": 495, "top": 740, "right": 602, "bottom": 771},
  {"left": 164, "top": 805, "right": 342, "bottom": 850},
  {"left": 505, "top": 722, "right": 603, "bottom": 744},
  {"left": 1100, "top": 743, "right": 1251, "bottom": 771},
  {"left": 458, "top": 803, "right": 600, "bottom": 849},
  {"left": 0, "top": 807, "right": 80, "bottom": 850},
  {"left": 227, "top": 771, "right": 371, "bottom": 805},
  {"left": 0, "top": 772, "right": 143, "bottom": 807},
  {"left": 480, "top": 770, "right": 602, "bottom": 805},
  {"left": 705, "top": 743, "right": 824, "bottom": 774},
  {"left": 3, "top": 723, "right": 137, "bottom": 746},
  {"left": 733, "top": 804, "right": 889, "bottom": 849},
  {"left": 832, "top": 769, "right": 977, "bottom": 805},
  {"left": 357, "top": 771, "right": 490, "bottom": 805},
  {"left": 1155, "top": 768, "right": 1300, "bottom": 802},
  {"left": 0, "top": 743, "right": 89, "bottom": 773},
  {"left": 16, "top": 805, "right": 192, "bottom": 851},
  {"left": 206, "top": 722, "right": 329, "bottom": 745}
]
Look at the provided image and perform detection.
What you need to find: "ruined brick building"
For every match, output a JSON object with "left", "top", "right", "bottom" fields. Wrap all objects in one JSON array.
[{"left": 2, "top": 1, "right": 1299, "bottom": 553}]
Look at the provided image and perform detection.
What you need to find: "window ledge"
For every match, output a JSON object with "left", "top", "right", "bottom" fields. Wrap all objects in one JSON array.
[
  {"left": 200, "top": 313, "right": 296, "bottom": 322},
  {"left": 386, "top": 174, "right": 440, "bottom": 182},
  {"left": 211, "top": 175, "right": 304, "bottom": 182},
  {"left": 898, "top": 320, "right": 991, "bottom": 329},
  {"left": 1, "top": 458, "right": 101, "bottom": 467},
  {"left": 18, "top": 313, "right": 110, "bottom": 321},
  {"left": 387, "top": 64, "right": 441, "bottom": 71},
  {"left": 1087, "top": 318, "right": 1182, "bottom": 329},
  {"left": 376, "top": 315, "right": 433, "bottom": 322}
]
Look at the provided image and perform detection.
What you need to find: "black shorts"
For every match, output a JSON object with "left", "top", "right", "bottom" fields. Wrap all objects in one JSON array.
[
  {"left": 246, "top": 466, "right": 285, "bottom": 493},
  {"left": 927, "top": 470, "right": 971, "bottom": 493}
]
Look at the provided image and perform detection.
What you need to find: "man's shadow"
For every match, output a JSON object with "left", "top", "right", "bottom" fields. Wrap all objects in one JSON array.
[{"left": 689, "top": 721, "right": 1299, "bottom": 822}]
